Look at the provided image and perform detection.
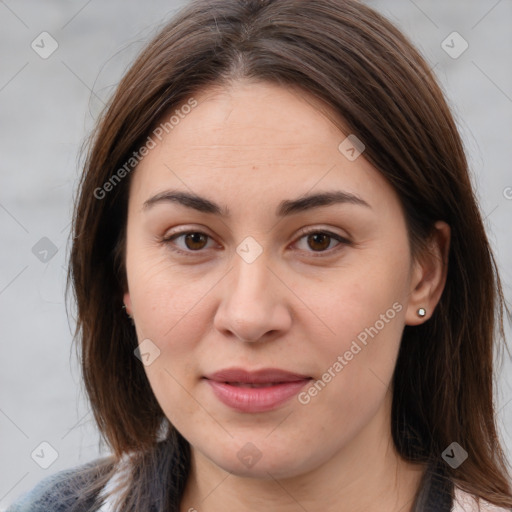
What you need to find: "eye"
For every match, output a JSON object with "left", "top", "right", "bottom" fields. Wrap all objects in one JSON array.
[
  {"left": 293, "top": 228, "right": 350, "bottom": 255},
  {"left": 160, "top": 228, "right": 351, "bottom": 257},
  {"left": 161, "top": 230, "right": 216, "bottom": 255}
]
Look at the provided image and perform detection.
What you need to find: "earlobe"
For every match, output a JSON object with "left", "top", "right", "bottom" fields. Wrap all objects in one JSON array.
[
  {"left": 405, "top": 221, "right": 451, "bottom": 326},
  {"left": 123, "top": 291, "right": 133, "bottom": 316}
]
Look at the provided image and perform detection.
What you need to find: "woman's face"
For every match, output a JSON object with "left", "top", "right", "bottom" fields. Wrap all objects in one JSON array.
[{"left": 123, "top": 79, "right": 429, "bottom": 479}]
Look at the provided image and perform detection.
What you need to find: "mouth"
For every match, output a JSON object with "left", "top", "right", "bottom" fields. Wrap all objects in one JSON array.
[
  {"left": 203, "top": 367, "right": 313, "bottom": 413},
  {"left": 225, "top": 382, "right": 281, "bottom": 388}
]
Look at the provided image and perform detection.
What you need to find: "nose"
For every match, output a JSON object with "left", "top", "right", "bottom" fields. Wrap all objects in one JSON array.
[{"left": 213, "top": 254, "right": 292, "bottom": 343}]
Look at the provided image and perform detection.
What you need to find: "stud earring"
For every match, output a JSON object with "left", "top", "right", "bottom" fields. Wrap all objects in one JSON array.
[{"left": 417, "top": 308, "right": 426, "bottom": 317}]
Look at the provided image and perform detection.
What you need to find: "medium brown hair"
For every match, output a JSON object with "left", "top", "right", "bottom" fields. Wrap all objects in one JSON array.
[{"left": 67, "top": 0, "right": 512, "bottom": 509}]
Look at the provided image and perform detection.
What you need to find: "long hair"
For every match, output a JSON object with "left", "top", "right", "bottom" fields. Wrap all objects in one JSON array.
[{"left": 67, "top": 0, "right": 512, "bottom": 509}]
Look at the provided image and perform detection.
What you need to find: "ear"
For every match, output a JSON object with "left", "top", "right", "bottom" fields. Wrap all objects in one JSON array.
[
  {"left": 123, "top": 291, "right": 133, "bottom": 316},
  {"left": 405, "top": 221, "right": 451, "bottom": 326}
]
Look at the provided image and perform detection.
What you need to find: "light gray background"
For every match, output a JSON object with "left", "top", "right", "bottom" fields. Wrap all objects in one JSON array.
[{"left": 1, "top": 0, "right": 511, "bottom": 508}]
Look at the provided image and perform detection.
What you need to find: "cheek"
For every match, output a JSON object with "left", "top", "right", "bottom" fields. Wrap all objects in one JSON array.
[
  {"left": 311, "top": 285, "right": 404, "bottom": 394},
  {"left": 316, "top": 257, "right": 407, "bottom": 347},
  {"left": 301, "top": 254, "right": 408, "bottom": 408},
  {"left": 293, "top": 296, "right": 405, "bottom": 455},
  {"left": 126, "top": 244, "right": 213, "bottom": 344},
  {"left": 132, "top": 271, "right": 207, "bottom": 425}
]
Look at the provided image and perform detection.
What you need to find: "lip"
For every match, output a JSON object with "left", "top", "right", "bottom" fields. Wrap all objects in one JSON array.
[{"left": 203, "top": 367, "right": 312, "bottom": 413}]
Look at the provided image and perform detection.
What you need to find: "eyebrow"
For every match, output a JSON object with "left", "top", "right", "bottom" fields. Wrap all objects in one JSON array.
[{"left": 143, "top": 189, "right": 371, "bottom": 217}]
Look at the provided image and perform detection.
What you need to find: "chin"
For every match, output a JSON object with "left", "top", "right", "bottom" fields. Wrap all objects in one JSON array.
[{"left": 204, "top": 443, "right": 318, "bottom": 480}]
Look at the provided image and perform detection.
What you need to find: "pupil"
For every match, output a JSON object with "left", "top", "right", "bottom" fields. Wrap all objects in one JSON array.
[
  {"left": 309, "top": 233, "right": 329, "bottom": 251},
  {"left": 186, "top": 233, "right": 206, "bottom": 250}
]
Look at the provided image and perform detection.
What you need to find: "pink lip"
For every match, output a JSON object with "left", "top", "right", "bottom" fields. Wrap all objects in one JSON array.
[{"left": 203, "top": 367, "right": 312, "bottom": 413}]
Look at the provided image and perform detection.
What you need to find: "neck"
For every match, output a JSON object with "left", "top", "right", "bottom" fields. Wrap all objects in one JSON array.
[{"left": 180, "top": 398, "right": 426, "bottom": 512}]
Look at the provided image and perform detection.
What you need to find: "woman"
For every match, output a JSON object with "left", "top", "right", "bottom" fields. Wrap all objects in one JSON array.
[{"left": 7, "top": 0, "right": 512, "bottom": 510}]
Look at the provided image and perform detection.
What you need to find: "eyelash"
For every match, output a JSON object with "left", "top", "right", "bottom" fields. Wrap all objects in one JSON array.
[{"left": 160, "top": 227, "right": 351, "bottom": 258}]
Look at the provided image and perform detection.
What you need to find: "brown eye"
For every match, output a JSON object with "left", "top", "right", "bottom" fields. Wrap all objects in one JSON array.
[
  {"left": 161, "top": 231, "right": 215, "bottom": 254},
  {"left": 306, "top": 232, "right": 332, "bottom": 252},
  {"left": 294, "top": 229, "right": 350, "bottom": 255},
  {"left": 162, "top": 228, "right": 349, "bottom": 258},
  {"left": 182, "top": 232, "right": 209, "bottom": 250}
]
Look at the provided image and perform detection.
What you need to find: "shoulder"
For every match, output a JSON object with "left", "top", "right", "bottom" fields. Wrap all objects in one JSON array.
[
  {"left": 452, "top": 487, "right": 512, "bottom": 512},
  {"left": 4, "top": 457, "right": 114, "bottom": 512}
]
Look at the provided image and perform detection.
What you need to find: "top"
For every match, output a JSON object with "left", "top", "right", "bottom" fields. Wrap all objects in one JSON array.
[{"left": 5, "top": 457, "right": 512, "bottom": 512}]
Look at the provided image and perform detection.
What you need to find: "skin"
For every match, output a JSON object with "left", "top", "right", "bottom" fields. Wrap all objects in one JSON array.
[{"left": 123, "top": 79, "right": 450, "bottom": 512}]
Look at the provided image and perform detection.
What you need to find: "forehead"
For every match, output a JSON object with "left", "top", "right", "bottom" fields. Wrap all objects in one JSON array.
[
  {"left": 130, "top": 80, "right": 395, "bottom": 212},
  {"left": 167, "top": 80, "right": 346, "bottom": 160}
]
